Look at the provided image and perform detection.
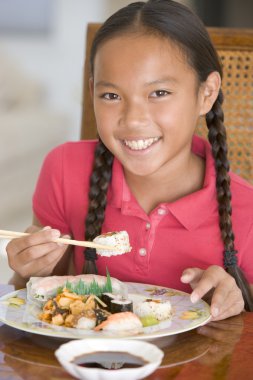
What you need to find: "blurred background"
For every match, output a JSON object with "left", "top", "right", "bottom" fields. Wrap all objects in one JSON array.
[{"left": 0, "top": 0, "right": 252, "bottom": 282}]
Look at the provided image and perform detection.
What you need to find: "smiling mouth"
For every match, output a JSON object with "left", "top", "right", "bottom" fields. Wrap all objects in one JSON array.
[{"left": 123, "top": 137, "right": 160, "bottom": 151}]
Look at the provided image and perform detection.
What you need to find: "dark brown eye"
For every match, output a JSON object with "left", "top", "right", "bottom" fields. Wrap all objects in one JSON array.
[
  {"left": 153, "top": 90, "right": 170, "bottom": 97},
  {"left": 102, "top": 93, "right": 120, "bottom": 100}
]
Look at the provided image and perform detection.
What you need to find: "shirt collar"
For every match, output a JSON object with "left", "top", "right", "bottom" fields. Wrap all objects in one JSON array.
[
  {"left": 108, "top": 135, "right": 217, "bottom": 229},
  {"left": 108, "top": 157, "right": 146, "bottom": 217},
  {"left": 167, "top": 135, "right": 217, "bottom": 230}
]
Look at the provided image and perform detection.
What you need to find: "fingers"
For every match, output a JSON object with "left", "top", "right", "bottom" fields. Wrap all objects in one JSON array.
[
  {"left": 182, "top": 265, "right": 245, "bottom": 320},
  {"left": 17, "top": 241, "right": 59, "bottom": 263},
  {"left": 211, "top": 286, "right": 244, "bottom": 321},
  {"left": 30, "top": 244, "right": 69, "bottom": 277},
  {"left": 9, "top": 227, "right": 61, "bottom": 256},
  {"left": 181, "top": 268, "right": 204, "bottom": 289},
  {"left": 6, "top": 226, "right": 71, "bottom": 278},
  {"left": 25, "top": 225, "right": 44, "bottom": 233},
  {"left": 188, "top": 266, "right": 226, "bottom": 305},
  {"left": 208, "top": 275, "right": 243, "bottom": 320},
  {"left": 11, "top": 242, "right": 69, "bottom": 279}
]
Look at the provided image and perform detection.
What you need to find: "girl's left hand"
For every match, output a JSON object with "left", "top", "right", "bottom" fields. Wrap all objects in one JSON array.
[{"left": 181, "top": 265, "right": 244, "bottom": 320}]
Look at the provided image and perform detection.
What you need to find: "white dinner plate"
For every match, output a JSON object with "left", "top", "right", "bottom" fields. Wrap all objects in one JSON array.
[{"left": 0, "top": 282, "right": 211, "bottom": 340}]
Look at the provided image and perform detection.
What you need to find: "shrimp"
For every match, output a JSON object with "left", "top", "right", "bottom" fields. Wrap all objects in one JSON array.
[{"left": 94, "top": 311, "right": 142, "bottom": 333}]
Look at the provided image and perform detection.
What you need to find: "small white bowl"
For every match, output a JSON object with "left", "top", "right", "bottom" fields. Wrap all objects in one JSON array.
[{"left": 55, "top": 338, "right": 164, "bottom": 380}]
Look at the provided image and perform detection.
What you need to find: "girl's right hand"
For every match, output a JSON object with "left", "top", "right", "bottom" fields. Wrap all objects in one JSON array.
[{"left": 6, "top": 225, "right": 70, "bottom": 279}]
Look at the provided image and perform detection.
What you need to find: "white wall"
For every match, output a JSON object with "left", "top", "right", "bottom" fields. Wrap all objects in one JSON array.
[{"left": 0, "top": 0, "right": 133, "bottom": 141}]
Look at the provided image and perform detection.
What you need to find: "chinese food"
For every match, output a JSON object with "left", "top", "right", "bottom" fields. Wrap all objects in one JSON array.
[
  {"left": 31, "top": 273, "right": 172, "bottom": 334},
  {"left": 39, "top": 290, "right": 109, "bottom": 329},
  {"left": 38, "top": 285, "right": 141, "bottom": 333}
]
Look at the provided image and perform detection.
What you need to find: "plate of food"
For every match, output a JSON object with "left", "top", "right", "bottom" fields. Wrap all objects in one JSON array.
[{"left": 0, "top": 272, "right": 211, "bottom": 340}]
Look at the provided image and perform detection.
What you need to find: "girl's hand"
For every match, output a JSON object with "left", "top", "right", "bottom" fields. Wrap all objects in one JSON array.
[
  {"left": 6, "top": 225, "right": 70, "bottom": 279},
  {"left": 181, "top": 265, "right": 244, "bottom": 320}
]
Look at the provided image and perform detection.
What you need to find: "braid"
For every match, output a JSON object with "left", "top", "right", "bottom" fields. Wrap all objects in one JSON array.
[
  {"left": 83, "top": 139, "right": 113, "bottom": 274},
  {"left": 206, "top": 90, "right": 253, "bottom": 311}
]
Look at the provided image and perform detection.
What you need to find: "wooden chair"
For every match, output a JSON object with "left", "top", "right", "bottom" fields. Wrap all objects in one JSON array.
[{"left": 81, "top": 24, "right": 253, "bottom": 183}]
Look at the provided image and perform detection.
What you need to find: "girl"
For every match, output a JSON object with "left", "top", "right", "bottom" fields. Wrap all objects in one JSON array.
[{"left": 7, "top": 0, "right": 253, "bottom": 319}]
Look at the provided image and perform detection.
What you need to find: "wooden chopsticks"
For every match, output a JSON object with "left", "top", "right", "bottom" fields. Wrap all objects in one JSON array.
[{"left": 0, "top": 229, "right": 118, "bottom": 251}]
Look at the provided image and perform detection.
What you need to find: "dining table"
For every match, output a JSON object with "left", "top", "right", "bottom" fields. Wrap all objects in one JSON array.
[{"left": 0, "top": 283, "right": 253, "bottom": 380}]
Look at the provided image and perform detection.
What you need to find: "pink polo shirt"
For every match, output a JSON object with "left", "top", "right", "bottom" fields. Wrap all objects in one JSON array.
[{"left": 33, "top": 135, "right": 253, "bottom": 291}]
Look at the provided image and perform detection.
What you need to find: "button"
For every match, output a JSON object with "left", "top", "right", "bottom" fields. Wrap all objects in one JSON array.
[
  {"left": 157, "top": 208, "right": 167, "bottom": 215},
  {"left": 139, "top": 248, "right": 147, "bottom": 256},
  {"left": 146, "top": 222, "right": 151, "bottom": 230}
]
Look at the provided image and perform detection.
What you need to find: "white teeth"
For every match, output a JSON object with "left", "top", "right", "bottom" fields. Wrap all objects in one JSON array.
[{"left": 124, "top": 137, "right": 159, "bottom": 150}]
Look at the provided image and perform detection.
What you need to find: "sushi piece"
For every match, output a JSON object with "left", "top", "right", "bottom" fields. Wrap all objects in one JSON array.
[
  {"left": 101, "top": 293, "right": 132, "bottom": 313},
  {"left": 94, "top": 311, "right": 142, "bottom": 333},
  {"left": 134, "top": 299, "right": 172, "bottom": 321},
  {"left": 111, "top": 298, "right": 133, "bottom": 314},
  {"left": 93, "top": 231, "right": 132, "bottom": 257},
  {"left": 101, "top": 292, "right": 116, "bottom": 309}
]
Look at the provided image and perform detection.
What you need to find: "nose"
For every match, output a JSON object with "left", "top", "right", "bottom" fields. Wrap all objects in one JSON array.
[{"left": 120, "top": 100, "right": 149, "bottom": 130}]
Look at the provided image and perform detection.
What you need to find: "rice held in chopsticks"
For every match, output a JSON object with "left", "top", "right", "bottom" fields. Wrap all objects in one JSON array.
[{"left": 93, "top": 230, "right": 132, "bottom": 257}]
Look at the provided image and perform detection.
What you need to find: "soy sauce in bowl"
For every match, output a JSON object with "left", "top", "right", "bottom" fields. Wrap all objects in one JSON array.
[
  {"left": 55, "top": 338, "right": 164, "bottom": 380},
  {"left": 72, "top": 351, "right": 148, "bottom": 370}
]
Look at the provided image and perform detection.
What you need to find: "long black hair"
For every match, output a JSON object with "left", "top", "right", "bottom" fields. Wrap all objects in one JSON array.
[{"left": 83, "top": 0, "right": 253, "bottom": 311}]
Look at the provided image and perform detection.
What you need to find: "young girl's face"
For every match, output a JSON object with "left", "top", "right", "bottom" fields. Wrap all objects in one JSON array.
[{"left": 92, "top": 33, "right": 207, "bottom": 179}]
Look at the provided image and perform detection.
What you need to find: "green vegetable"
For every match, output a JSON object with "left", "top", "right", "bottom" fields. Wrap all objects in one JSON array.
[
  {"left": 140, "top": 315, "right": 159, "bottom": 327},
  {"left": 59, "top": 268, "right": 113, "bottom": 296},
  {"left": 57, "top": 286, "right": 63, "bottom": 294},
  {"left": 105, "top": 267, "right": 112, "bottom": 292}
]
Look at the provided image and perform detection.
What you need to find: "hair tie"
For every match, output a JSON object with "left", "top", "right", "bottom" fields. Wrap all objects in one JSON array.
[
  {"left": 224, "top": 250, "right": 238, "bottom": 268},
  {"left": 85, "top": 248, "right": 97, "bottom": 261}
]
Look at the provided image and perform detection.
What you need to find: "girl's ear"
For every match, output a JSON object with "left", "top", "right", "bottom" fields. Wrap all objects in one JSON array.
[
  {"left": 199, "top": 71, "right": 221, "bottom": 116},
  {"left": 89, "top": 77, "right": 94, "bottom": 99}
]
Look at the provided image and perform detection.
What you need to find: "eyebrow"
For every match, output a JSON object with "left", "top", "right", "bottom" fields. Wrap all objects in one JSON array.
[
  {"left": 95, "top": 76, "right": 178, "bottom": 89},
  {"left": 144, "top": 76, "right": 178, "bottom": 86},
  {"left": 95, "top": 81, "right": 120, "bottom": 89}
]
